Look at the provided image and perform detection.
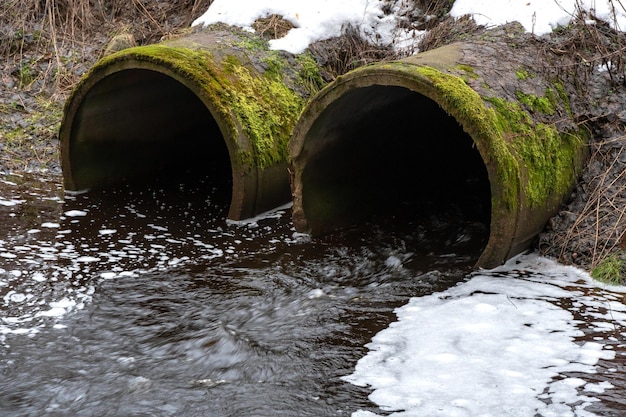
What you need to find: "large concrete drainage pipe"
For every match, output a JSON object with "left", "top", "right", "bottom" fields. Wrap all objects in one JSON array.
[
  {"left": 289, "top": 43, "right": 589, "bottom": 268},
  {"left": 60, "top": 28, "right": 313, "bottom": 220}
]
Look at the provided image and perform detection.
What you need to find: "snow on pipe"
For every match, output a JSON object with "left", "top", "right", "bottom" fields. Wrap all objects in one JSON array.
[
  {"left": 59, "top": 28, "right": 314, "bottom": 220},
  {"left": 289, "top": 42, "right": 589, "bottom": 268}
]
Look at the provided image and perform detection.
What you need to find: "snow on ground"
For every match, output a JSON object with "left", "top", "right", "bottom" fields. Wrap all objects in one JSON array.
[
  {"left": 344, "top": 253, "right": 625, "bottom": 416},
  {"left": 194, "top": 0, "right": 626, "bottom": 54},
  {"left": 450, "top": 0, "right": 626, "bottom": 35},
  {"left": 192, "top": 0, "right": 420, "bottom": 54}
]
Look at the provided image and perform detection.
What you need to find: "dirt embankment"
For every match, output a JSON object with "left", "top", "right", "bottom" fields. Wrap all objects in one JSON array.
[{"left": 0, "top": 1, "right": 624, "bottom": 281}]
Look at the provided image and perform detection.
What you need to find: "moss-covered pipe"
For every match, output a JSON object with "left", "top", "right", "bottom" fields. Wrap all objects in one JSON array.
[
  {"left": 289, "top": 43, "right": 588, "bottom": 268},
  {"left": 60, "top": 27, "right": 318, "bottom": 220}
]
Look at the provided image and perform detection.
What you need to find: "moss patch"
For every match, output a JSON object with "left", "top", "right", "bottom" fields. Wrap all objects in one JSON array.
[
  {"left": 553, "top": 82, "right": 573, "bottom": 117},
  {"left": 515, "top": 68, "right": 533, "bottom": 80},
  {"left": 296, "top": 52, "right": 326, "bottom": 95},
  {"left": 222, "top": 55, "right": 305, "bottom": 168},
  {"left": 592, "top": 253, "right": 624, "bottom": 285},
  {"left": 515, "top": 90, "right": 556, "bottom": 115},
  {"left": 456, "top": 64, "right": 479, "bottom": 82},
  {"left": 486, "top": 96, "right": 585, "bottom": 207}
]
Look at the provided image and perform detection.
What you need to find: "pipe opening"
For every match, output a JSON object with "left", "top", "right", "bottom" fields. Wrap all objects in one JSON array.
[
  {"left": 300, "top": 85, "right": 491, "bottom": 253},
  {"left": 66, "top": 69, "right": 232, "bottom": 200}
]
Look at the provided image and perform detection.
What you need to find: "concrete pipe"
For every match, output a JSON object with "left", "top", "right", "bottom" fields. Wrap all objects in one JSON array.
[
  {"left": 60, "top": 27, "right": 319, "bottom": 220},
  {"left": 289, "top": 42, "right": 589, "bottom": 268}
]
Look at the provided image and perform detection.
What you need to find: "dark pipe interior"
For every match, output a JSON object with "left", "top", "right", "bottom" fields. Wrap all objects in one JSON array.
[
  {"left": 69, "top": 69, "right": 232, "bottom": 193},
  {"left": 302, "top": 85, "right": 491, "bottom": 249}
]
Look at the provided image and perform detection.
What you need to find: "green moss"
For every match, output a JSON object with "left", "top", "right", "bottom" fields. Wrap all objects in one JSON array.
[
  {"left": 17, "top": 62, "right": 34, "bottom": 88},
  {"left": 485, "top": 96, "right": 585, "bottom": 207},
  {"left": 456, "top": 64, "right": 478, "bottom": 80},
  {"left": 515, "top": 90, "right": 556, "bottom": 115},
  {"left": 296, "top": 52, "right": 326, "bottom": 95},
  {"left": 262, "top": 51, "right": 285, "bottom": 78},
  {"left": 544, "top": 87, "right": 559, "bottom": 110},
  {"left": 515, "top": 68, "right": 533, "bottom": 80},
  {"left": 553, "top": 82, "right": 573, "bottom": 117},
  {"left": 592, "top": 254, "right": 624, "bottom": 285},
  {"left": 235, "top": 36, "right": 270, "bottom": 52},
  {"left": 222, "top": 55, "right": 305, "bottom": 168}
]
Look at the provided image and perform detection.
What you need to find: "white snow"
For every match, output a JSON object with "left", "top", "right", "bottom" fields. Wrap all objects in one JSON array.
[
  {"left": 450, "top": 0, "right": 626, "bottom": 35},
  {"left": 194, "top": 0, "right": 626, "bottom": 55},
  {"left": 192, "top": 0, "right": 418, "bottom": 54}
]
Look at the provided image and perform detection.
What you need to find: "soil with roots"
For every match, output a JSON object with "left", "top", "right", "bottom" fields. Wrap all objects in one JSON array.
[{"left": 0, "top": 2, "right": 624, "bottom": 280}]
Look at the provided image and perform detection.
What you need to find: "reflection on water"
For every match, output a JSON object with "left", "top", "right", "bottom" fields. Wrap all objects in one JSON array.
[{"left": 1, "top": 173, "right": 625, "bottom": 416}]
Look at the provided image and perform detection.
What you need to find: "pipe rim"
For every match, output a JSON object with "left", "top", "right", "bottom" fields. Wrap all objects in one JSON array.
[
  {"left": 289, "top": 63, "right": 522, "bottom": 268},
  {"left": 59, "top": 45, "right": 254, "bottom": 219}
]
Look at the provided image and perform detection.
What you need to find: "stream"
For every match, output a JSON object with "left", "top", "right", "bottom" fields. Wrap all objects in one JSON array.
[{"left": 1, "top": 173, "right": 625, "bottom": 416}]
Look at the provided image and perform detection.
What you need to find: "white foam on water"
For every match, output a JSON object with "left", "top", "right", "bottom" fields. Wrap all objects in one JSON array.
[
  {"left": 64, "top": 209, "right": 88, "bottom": 217},
  {"left": 0, "top": 198, "right": 23, "bottom": 207},
  {"left": 36, "top": 298, "right": 77, "bottom": 318},
  {"left": 343, "top": 254, "right": 622, "bottom": 416}
]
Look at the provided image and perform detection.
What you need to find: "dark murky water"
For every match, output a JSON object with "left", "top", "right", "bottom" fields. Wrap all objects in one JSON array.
[
  {"left": 3, "top": 173, "right": 626, "bottom": 416},
  {"left": 0, "top": 173, "right": 480, "bottom": 417}
]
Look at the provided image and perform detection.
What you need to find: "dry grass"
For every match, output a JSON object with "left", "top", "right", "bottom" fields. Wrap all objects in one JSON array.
[
  {"left": 309, "top": 25, "right": 398, "bottom": 78},
  {"left": 0, "top": 0, "right": 212, "bottom": 94},
  {"left": 536, "top": 15, "right": 626, "bottom": 94},
  {"left": 548, "top": 137, "right": 626, "bottom": 267},
  {"left": 418, "top": 15, "right": 483, "bottom": 52},
  {"left": 252, "top": 14, "right": 295, "bottom": 40}
]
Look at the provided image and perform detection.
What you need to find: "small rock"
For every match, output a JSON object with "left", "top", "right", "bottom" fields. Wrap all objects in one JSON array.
[{"left": 103, "top": 33, "right": 136, "bottom": 56}]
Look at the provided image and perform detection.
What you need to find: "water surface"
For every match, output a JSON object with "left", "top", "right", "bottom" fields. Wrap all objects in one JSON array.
[{"left": 0, "top": 173, "right": 479, "bottom": 416}]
